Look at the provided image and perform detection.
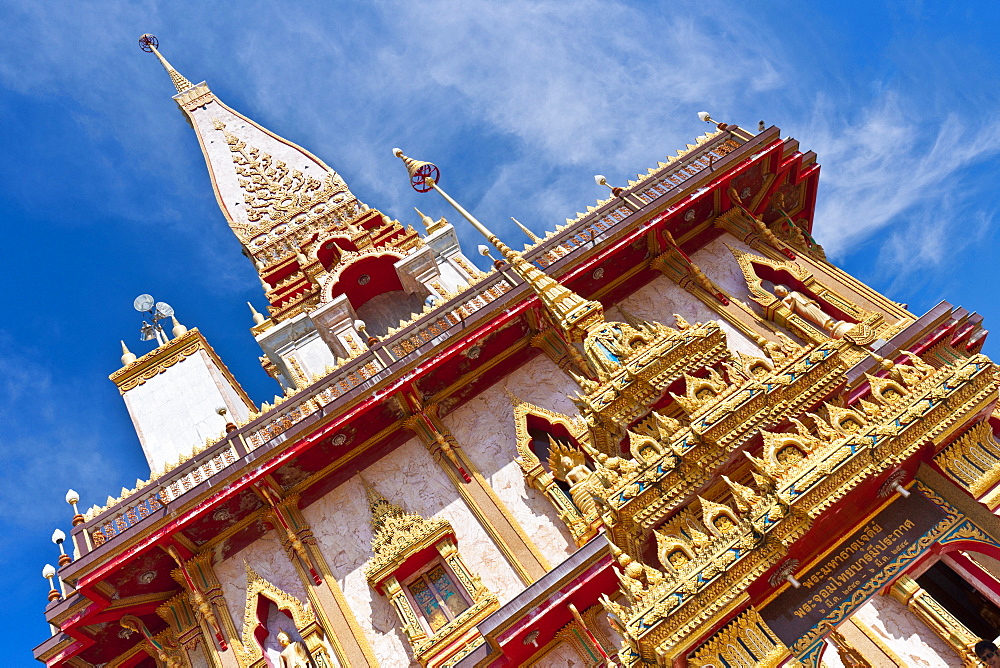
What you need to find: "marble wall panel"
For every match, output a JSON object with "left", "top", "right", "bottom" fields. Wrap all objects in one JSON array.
[
  {"left": 301, "top": 437, "right": 524, "bottom": 667},
  {"left": 213, "top": 529, "right": 310, "bottom": 639},
  {"left": 527, "top": 639, "right": 587, "bottom": 667},
  {"left": 123, "top": 351, "right": 237, "bottom": 473},
  {"left": 691, "top": 236, "right": 759, "bottom": 306},
  {"left": 609, "top": 239, "right": 763, "bottom": 360},
  {"left": 852, "top": 595, "right": 962, "bottom": 667},
  {"left": 442, "top": 355, "right": 579, "bottom": 566},
  {"left": 186, "top": 646, "right": 211, "bottom": 668}
]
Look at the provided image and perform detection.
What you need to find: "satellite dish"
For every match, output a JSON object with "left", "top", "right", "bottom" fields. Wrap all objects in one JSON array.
[
  {"left": 133, "top": 294, "right": 154, "bottom": 312},
  {"left": 155, "top": 302, "right": 174, "bottom": 318}
]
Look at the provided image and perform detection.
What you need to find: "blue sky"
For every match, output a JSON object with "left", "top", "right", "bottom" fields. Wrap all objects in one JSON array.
[{"left": 3, "top": 1, "right": 999, "bottom": 663}]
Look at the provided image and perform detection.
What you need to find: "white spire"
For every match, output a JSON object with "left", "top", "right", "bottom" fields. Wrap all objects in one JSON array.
[
  {"left": 248, "top": 302, "right": 266, "bottom": 326},
  {"left": 120, "top": 341, "right": 137, "bottom": 366},
  {"left": 171, "top": 316, "right": 188, "bottom": 338}
]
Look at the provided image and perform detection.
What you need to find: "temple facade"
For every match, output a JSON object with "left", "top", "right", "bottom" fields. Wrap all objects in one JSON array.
[{"left": 33, "top": 35, "right": 1000, "bottom": 668}]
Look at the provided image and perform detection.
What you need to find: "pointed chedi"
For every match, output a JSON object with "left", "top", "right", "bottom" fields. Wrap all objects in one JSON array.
[{"left": 120, "top": 341, "right": 137, "bottom": 366}]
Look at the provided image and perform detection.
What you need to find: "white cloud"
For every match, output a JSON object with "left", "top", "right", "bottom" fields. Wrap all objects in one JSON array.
[{"left": 806, "top": 93, "right": 1000, "bottom": 260}]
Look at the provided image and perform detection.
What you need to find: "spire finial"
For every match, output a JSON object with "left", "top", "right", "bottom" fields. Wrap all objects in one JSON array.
[
  {"left": 120, "top": 340, "right": 137, "bottom": 366},
  {"left": 358, "top": 475, "right": 406, "bottom": 535},
  {"left": 139, "top": 34, "right": 194, "bottom": 94},
  {"left": 511, "top": 217, "right": 540, "bottom": 243},
  {"left": 393, "top": 147, "right": 605, "bottom": 342},
  {"left": 170, "top": 316, "right": 188, "bottom": 338},
  {"left": 248, "top": 302, "right": 266, "bottom": 326}
]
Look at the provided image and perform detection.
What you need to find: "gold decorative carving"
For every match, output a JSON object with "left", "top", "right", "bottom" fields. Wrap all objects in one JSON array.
[
  {"left": 216, "top": 124, "right": 350, "bottom": 243},
  {"left": 935, "top": 420, "right": 1000, "bottom": 498},
  {"left": 508, "top": 391, "right": 601, "bottom": 546},
  {"left": 689, "top": 607, "right": 788, "bottom": 668},
  {"left": 729, "top": 245, "right": 878, "bottom": 344},
  {"left": 360, "top": 478, "right": 453, "bottom": 584},
  {"left": 828, "top": 629, "right": 872, "bottom": 668},
  {"left": 360, "top": 479, "right": 498, "bottom": 666},
  {"left": 232, "top": 560, "right": 337, "bottom": 667},
  {"left": 601, "top": 351, "right": 998, "bottom": 663},
  {"left": 889, "top": 575, "right": 984, "bottom": 666},
  {"left": 651, "top": 230, "right": 730, "bottom": 305},
  {"left": 120, "top": 614, "right": 188, "bottom": 668}
]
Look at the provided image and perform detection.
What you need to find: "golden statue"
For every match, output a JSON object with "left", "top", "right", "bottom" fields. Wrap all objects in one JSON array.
[
  {"left": 548, "top": 440, "right": 597, "bottom": 518},
  {"left": 277, "top": 630, "right": 311, "bottom": 668},
  {"left": 773, "top": 284, "right": 852, "bottom": 338}
]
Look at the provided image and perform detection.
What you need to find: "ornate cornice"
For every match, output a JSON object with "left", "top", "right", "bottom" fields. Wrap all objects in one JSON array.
[{"left": 108, "top": 328, "right": 254, "bottom": 409}]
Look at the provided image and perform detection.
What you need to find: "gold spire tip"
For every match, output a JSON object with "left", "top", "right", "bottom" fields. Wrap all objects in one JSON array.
[{"left": 138, "top": 34, "right": 194, "bottom": 94}]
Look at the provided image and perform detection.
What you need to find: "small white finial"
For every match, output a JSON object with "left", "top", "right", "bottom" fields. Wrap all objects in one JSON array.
[
  {"left": 697, "top": 111, "right": 712, "bottom": 123},
  {"left": 248, "top": 302, "right": 266, "bottom": 326},
  {"left": 594, "top": 174, "right": 608, "bottom": 186},
  {"left": 65, "top": 489, "right": 79, "bottom": 506},
  {"left": 120, "top": 341, "right": 137, "bottom": 366},
  {"left": 414, "top": 207, "right": 436, "bottom": 232},
  {"left": 51, "top": 529, "right": 66, "bottom": 545},
  {"left": 42, "top": 564, "right": 56, "bottom": 580},
  {"left": 171, "top": 316, "right": 187, "bottom": 338}
]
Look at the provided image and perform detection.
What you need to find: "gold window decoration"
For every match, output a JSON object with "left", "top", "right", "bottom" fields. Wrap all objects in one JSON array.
[
  {"left": 360, "top": 478, "right": 498, "bottom": 667},
  {"left": 404, "top": 561, "right": 472, "bottom": 634},
  {"left": 507, "top": 392, "right": 602, "bottom": 546}
]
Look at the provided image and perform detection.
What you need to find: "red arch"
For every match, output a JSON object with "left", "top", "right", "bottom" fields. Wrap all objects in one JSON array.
[{"left": 325, "top": 253, "right": 407, "bottom": 311}]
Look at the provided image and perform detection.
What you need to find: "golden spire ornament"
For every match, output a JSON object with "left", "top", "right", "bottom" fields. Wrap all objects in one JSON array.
[
  {"left": 138, "top": 34, "right": 194, "bottom": 94},
  {"left": 393, "top": 148, "right": 604, "bottom": 342}
]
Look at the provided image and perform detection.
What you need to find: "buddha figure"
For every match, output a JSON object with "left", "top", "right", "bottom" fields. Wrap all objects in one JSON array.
[
  {"left": 277, "top": 630, "right": 311, "bottom": 668},
  {"left": 840, "top": 417, "right": 861, "bottom": 434},
  {"left": 713, "top": 514, "right": 737, "bottom": 534},
  {"left": 549, "top": 441, "right": 597, "bottom": 518},
  {"left": 773, "top": 284, "right": 853, "bottom": 338},
  {"left": 667, "top": 549, "right": 690, "bottom": 568}
]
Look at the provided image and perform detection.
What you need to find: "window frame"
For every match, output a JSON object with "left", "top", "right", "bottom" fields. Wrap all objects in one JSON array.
[{"left": 400, "top": 558, "right": 472, "bottom": 636}]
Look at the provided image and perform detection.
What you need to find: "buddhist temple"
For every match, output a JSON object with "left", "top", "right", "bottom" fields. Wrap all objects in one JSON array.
[{"left": 33, "top": 34, "right": 1000, "bottom": 668}]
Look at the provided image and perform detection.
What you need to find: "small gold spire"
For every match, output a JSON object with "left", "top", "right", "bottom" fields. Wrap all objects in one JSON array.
[
  {"left": 138, "top": 34, "right": 194, "bottom": 94},
  {"left": 359, "top": 475, "right": 405, "bottom": 535},
  {"left": 511, "top": 217, "right": 540, "bottom": 243},
  {"left": 414, "top": 207, "right": 445, "bottom": 234},
  {"left": 394, "top": 148, "right": 605, "bottom": 342}
]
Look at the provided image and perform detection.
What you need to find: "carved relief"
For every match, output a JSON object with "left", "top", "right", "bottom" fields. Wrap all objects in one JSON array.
[
  {"left": 509, "top": 392, "right": 601, "bottom": 546},
  {"left": 216, "top": 122, "right": 350, "bottom": 241},
  {"left": 233, "top": 561, "right": 337, "bottom": 668},
  {"left": 688, "top": 607, "right": 788, "bottom": 668},
  {"left": 935, "top": 420, "right": 1000, "bottom": 498},
  {"left": 729, "top": 245, "right": 877, "bottom": 343},
  {"left": 360, "top": 480, "right": 498, "bottom": 666}
]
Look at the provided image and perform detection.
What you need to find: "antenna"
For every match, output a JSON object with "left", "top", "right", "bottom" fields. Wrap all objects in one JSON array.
[{"left": 133, "top": 294, "right": 174, "bottom": 347}]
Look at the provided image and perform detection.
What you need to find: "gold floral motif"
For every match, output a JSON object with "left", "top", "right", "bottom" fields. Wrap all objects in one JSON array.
[
  {"left": 935, "top": 419, "right": 1000, "bottom": 497},
  {"left": 218, "top": 126, "right": 349, "bottom": 241}
]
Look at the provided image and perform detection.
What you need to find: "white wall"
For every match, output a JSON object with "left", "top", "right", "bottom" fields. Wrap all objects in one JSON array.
[
  {"left": 301, "top": 437, "right": 524, "bottom": 667},
  {"left": 443, "top": 354, "right": 580, "bottom": 566},
  {"left": 123, "top": 349, "right": 243, "bottom": 473}
]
